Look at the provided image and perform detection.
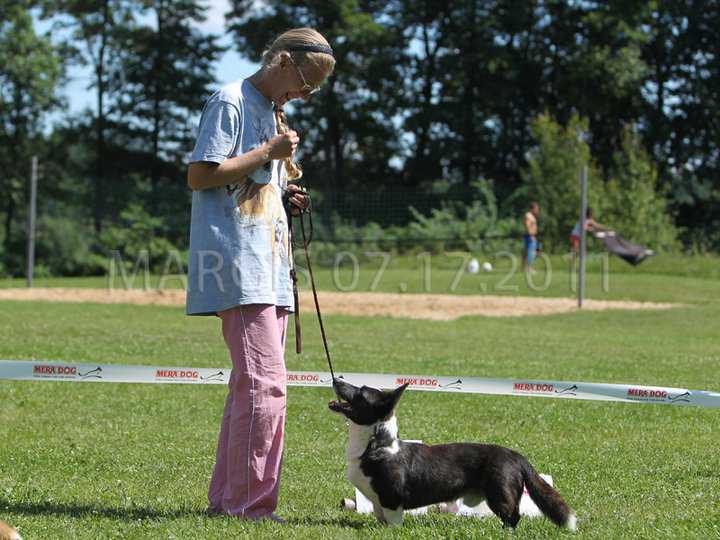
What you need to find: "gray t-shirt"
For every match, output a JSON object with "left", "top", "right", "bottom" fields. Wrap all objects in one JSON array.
[{"left": 186, "top": 80, "right": 293, "bottom": 316}]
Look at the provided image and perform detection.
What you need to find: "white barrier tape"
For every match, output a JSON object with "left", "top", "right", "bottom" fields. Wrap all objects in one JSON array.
[{"left": 1, "top": 359, "right": 719, "bottom": 408}]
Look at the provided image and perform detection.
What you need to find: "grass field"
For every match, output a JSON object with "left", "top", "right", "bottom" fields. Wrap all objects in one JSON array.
[{"left": 1, "top": 256, "right": 719, "bottom": 538}]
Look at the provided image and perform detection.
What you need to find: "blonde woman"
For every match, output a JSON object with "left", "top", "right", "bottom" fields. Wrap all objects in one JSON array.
[{"left": 186, "top": 28, "right": 335, "bottom": 522}]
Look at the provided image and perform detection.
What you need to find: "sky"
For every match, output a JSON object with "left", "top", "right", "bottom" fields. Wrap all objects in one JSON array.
[{"left": 37, "top": 0, "right": 259, "bottom": 121}]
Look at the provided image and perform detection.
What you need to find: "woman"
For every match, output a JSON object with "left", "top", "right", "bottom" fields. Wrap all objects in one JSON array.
[{"left": 185, "top": 28, "right": 335, "bottom": 521}]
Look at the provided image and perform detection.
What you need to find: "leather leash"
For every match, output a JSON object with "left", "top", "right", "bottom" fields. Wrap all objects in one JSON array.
[{"left": 285, "top": 190, "right": 336, "bottom": 381}]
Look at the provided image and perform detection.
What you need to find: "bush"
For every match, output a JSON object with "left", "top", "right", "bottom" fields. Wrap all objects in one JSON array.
[
  {"left": 96, "top": 203, "right": 178, "bottom": 275},
  {"left": 34, "top": 215, "right": 105, "bottom": 276},
  {"left": 522, "top": 114, "right": 678, "bottom": 252},
  {"left": 521, "top": 113, "right": 604, "bottom": 251},
  {"left": 600, "top": 126, "right": 679, "bottom": 251},
  {"left": 407, "top": 180, "right": 519, "bottom": 253}
]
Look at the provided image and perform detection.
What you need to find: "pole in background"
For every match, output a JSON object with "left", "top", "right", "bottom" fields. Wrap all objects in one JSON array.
[
  {"left": 578, "top": 164, "right": 588, "bottom": 308},
  {"left": 26, "top": 156, "right": 38, "bottom": 288}
]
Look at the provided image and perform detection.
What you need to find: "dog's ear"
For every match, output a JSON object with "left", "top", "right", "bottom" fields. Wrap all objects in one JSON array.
[{"left": 391, "top": 382, "right": 410, "bottom": 404}]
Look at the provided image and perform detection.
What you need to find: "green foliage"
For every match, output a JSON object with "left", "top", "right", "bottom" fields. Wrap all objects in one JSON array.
[
  {"left": 35, "top": 216, "right": 106, "bottom": 276},
  {"left": 523, "top": 115, "right": 678, "bottom": 252},
  {"left": 226, "top": 0, "right": 407, "bottom": 191},
  {"left": 0, "top": 2, "right": 64, "bottom": 273},
  {"left": 407, "top": 180, "right": 520, "bottom": 252},
  {"left": 0, "top": 4, "right": 63, "bottom": 127},
  {"left": 0, "top": 0, "right": 716, "bottom": 275},
  {"left": 600, "top": 127, "right": 679, "bottom": 251},
  {"left": 521, "top": 114, "right": 603, "bottom": 250},
  {"left": 307, "top": 213, "right": 406, "bottom": 267},
  {"left": 97, "top": 203, "right": 177, "bottom": 274}
]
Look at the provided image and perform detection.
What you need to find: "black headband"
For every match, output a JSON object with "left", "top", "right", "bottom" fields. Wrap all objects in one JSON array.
[{"left": 288, "top": 44, "right": 334, "bottom": 57}]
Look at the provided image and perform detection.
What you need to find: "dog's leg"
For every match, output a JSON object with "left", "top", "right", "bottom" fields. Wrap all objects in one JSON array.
[
  {"left": 487, "top": 493, "right": 521, "bottom": 529},
  {"left": 372, "top": 504, "right": 387, "bottom": 525},
  {"left": 487, "top": 497, "right": 520, "bottom": 529},
  {"left": 380, "top": 506, "right": 404, "bottom": 527}
]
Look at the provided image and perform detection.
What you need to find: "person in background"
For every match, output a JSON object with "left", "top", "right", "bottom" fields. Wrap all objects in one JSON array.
[
  {"left": 523, "top": 202, "right": 540, "bottom": 272},
  {"left": 570, "top": 207, "right": 606, "bottom": 254}
]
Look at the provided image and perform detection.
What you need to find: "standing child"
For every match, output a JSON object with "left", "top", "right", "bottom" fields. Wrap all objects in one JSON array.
[{"left": 185, "top": 28, "right": 335, "bottom": 522}]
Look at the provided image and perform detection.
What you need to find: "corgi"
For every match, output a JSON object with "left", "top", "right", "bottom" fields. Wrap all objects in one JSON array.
[
  {"left": 0, "top": 520, "right": 21, "bottom": 540},
  {"left": 329, "top": 378, "right": 577, "bottom": 530}
]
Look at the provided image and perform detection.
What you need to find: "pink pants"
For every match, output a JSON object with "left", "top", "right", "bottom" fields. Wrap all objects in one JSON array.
[{"left": 208, "top": 304, "right": 289, "bottom": 518}]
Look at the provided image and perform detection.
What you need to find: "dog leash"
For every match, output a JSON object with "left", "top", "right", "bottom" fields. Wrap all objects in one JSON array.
[{"left": 285, "top": 189, "right": 336, "bottom": 381}]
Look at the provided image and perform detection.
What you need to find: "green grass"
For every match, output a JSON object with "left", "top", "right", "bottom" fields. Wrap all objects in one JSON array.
[{"left": 1, "top": 262, "right": 719, "bottom": 538}]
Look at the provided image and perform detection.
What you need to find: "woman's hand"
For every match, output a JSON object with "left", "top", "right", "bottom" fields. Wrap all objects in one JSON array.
[
  {"left": 265, "top": 130, "right": 299, "bottom": 160},
  {"left": 285, "top": 183, "right": 310, "bottom": 215}
]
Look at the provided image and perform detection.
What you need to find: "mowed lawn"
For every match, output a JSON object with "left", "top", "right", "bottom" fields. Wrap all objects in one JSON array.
[{"left": 1, "top": 264, "right": 719, "bottom": 538}]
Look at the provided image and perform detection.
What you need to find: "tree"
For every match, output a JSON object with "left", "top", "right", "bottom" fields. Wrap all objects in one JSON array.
[
  {"left": 41, "top": 0, "right": 138, "bottom": 232},
  {"left": 521, "top": 113, "right": 603, "bottom": 251},
  {"left": 114, "top": 0, "right": 225, "bottom": 215},
  {"left": 601, "top": 125, "right": 678, "bottom": 250},
  {"left": 226, "top": 0, "right": 408, "bottom": 193},
  {"left": 393, "top": 0, "right": 451, "bottom": 187},
  {"left": 641, "top": 1, "right": 720, "bottom": 249},
  {"left": 0, "top": 0, "right": 63, "bottom": 273}
]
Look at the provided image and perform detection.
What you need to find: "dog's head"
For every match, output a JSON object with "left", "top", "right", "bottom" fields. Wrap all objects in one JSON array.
[{"left": 328, "top": 378, "right": 409, "bottom": 426}]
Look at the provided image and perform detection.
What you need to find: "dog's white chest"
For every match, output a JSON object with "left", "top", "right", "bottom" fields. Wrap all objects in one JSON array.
[
  {"left": 347, "top": 457, "right": 379, "bottom": 504},
  {"left": 345, "top": 421, "right": 395, "bottom": 506}
]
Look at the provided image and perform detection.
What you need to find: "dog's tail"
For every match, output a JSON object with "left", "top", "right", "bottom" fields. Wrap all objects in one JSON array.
[
  {"left": 522, "top": 463, "right": 577, "bottom": 531},
  {"left": 0, "top": 520, "right": 22, "bottom": 540}
]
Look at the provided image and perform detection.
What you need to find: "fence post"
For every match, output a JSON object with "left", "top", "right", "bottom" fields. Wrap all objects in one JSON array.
[
  {"left": 578, "top": 165, "right": 588, "bottom": 308},
  {"left": 26, "top": 156, "right": 38, "bottom": 288}
]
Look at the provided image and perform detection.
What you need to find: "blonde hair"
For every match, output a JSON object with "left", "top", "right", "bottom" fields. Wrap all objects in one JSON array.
[{"left": 264, "top": 28, "right": 335, "bottom": 181}]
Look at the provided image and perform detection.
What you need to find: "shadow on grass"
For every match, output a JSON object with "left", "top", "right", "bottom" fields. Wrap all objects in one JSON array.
[
  {"left": 286, "top": 516, "right": 366, "bottom": 529},
  {"left": 0, "top": 498, "right": 206, "bottom": 521},
  {"left": 1, "top": 498, "right": 368, "bottom": 529}
]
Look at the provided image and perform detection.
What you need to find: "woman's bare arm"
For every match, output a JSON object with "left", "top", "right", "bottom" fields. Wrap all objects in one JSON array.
[
  {"left": 187, "top": 145, "right": 270, "bottom": 191},
  {"left": 587, "top": 218, "right": 608, "bottom": 231},
  {"left": 187, "top": 130, "right": 299, "bottom": 191}
]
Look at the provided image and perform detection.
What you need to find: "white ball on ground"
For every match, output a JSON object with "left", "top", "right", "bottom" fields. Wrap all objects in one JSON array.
[
  {"left": 467, "top": 258, "right": 480, "bottom": 274},
  {"left": 482, "top": 262, "right": 493, "bottom": 272}
]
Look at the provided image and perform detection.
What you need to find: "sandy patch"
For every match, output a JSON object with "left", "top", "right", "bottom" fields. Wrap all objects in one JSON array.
[{"left": 0, "top": 287, "right": 678, "bottom": 320}]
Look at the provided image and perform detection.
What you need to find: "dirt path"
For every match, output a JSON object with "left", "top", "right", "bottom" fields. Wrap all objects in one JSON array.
[{"left": 0, "top": 287, "right": 678, "bottom": 320}]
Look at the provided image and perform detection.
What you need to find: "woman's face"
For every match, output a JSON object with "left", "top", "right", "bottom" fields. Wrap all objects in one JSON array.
[{"left": 271, "top": 53, "right": 329, "bottom": 107}]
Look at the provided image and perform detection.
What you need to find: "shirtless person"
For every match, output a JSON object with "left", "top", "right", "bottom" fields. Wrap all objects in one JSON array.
[{"left": 523, "top": 202, "right": 540, "bottom": 271}]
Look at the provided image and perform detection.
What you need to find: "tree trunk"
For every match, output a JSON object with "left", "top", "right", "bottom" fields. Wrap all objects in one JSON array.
[
  {"left": 460, "top": 0, "right": 477, "bottom": 185},
  {"left": 409, "top": 16, "right": 441, "bottom": 185},
  {"left": 150, "top": 0, "right": 165, "bottom": 216},
  {"left": 93, "top": 0, "right": 110, "bottom": 233}
]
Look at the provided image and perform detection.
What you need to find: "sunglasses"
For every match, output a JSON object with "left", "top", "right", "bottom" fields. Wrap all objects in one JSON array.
[{"left": 290, "top": 56, "right": 321, "bottom": 95}]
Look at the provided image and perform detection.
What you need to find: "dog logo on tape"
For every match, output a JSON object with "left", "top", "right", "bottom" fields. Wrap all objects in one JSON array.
[
  {"left": 439, "top": 379, "right": 463, "bottom": 391},
  {"left": 201, "top": 371, "right": 224, "bottom": 382},
  {"left": 79, "top": 367, "right": 103, "bottom": 379},
  {"left": 554, "top": 384, "right": 577, "bottom": 396},
  {"left": 668, "top": 391, "right": 691, "bottom": 404}
]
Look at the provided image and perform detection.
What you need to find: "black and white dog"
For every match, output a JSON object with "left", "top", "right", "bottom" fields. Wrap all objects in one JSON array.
[{"left": 329, "top": 379, "right": 577, "bottom": 530}]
